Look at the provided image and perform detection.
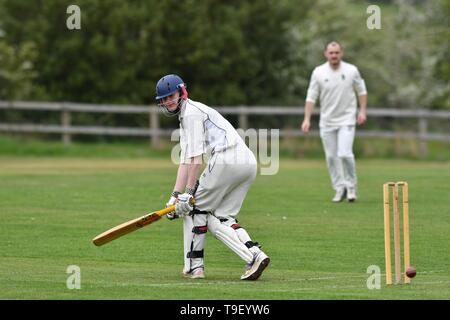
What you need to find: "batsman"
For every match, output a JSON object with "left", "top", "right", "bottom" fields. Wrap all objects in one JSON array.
[{"left": 156, "top": 74, "right": 270, "bottom": 280}]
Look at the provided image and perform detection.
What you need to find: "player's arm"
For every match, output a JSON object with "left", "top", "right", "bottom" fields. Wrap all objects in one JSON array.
[
  {"left": 167, "top": 155, "right": 202, "bottom": 219},
  {"left": 302, "top": 69, "right": 319, "bottom": 133},
  {"left": 357, "top": 94, "right": 367, "bottom": 125},
  {"left": 165, "top": 164, "right": 187, "bottom": 216},
  {"left": 353, "top": 67, "right": 368, "bottom": 125},
  {"left": 167, "top": 113, "right": 205, "bottom": 218},
  {"left": 166, "top": 158, "right": 201, "bottom": 219},
  {"left": 172, "top": 164, "right": 188, "bottom": 194},
  {"left": 302, "top": 101, "right": 315, "bottom": 133},
  {"left": 173, "top": 155, "right": 202, "bottom": 194},
  {"left": 185, "top": 155, "right": 202, "bottom": 192}
]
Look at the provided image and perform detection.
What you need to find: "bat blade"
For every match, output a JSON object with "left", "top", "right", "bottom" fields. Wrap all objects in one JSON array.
[{"left": 92, "top": 204, "right": 176, "bottom": 246}]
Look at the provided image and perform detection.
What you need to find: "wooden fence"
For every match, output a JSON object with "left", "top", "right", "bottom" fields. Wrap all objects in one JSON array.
[{"left": 1, "top": 101, "right": 450, "bottom": 156}]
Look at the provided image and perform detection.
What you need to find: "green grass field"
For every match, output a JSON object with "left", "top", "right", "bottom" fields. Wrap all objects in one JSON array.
[{"left": 0, "top": 157, "right": 449, "bottom": 300}]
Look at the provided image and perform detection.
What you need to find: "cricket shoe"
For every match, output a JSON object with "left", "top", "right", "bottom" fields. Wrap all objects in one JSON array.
[
  {"left": 347, "top": 187, "right": 357, "bottom": 202},
  {"left": 332, "top": 187, "right": 346, "bottom": 203},
  {"left": 240, "top": 251, "right": 270, "bottom": 281},
  {"left": 183, "top": 267, "right": 205, "bottom": 279}
]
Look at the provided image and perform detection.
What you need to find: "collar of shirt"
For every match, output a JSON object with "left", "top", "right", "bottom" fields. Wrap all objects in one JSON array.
[{"left": 327, "top": 60, "right": 345, "bottom": 72}]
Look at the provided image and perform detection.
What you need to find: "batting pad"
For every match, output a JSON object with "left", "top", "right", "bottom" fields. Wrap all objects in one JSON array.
[{"left": 208, "top": 215, "right": 253, "bottom": 264}]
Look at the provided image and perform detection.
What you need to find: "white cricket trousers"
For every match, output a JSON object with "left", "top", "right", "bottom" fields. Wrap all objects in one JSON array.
[
  {"left": 319, "top": 125, "right": 357, "bottom": 191},
  {"left": 195, "top": 142, "right": 257, "bottom": 217},
  {"left": 182, "top": 142, "right": 258, "bottom": 273}
]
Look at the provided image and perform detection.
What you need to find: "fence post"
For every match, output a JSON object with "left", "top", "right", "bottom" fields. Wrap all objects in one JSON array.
[
  {"left": 61, "top": 103, "right": 72, "bottom": 145},
  {"left": 150, "top": 106, "right": 160, "bottom": 149},
  {"left": 418, "top": 117, "right": 428, "bottom": 157},
  {"left": 238, "top": 106, "right": 248, "bottom": 129}
]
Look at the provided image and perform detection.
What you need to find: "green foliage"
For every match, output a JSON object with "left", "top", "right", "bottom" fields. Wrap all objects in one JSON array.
[
  {"left": 0, "top": 0, "right": 311, "bottom": 105},
  {"left": 287, "top": 0, "right": 450, "bottom": 109},
  {"left": 377, "top": 0, "right": 450, "bottom": 109},
  {"left": 0, "top": 33, "right": 40, "bottom": 99},
  {"left": 0, "top": 0, "right": 448, "bottom": 111}
]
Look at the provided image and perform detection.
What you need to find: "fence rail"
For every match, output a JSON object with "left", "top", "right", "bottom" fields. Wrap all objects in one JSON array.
[{"left": 1, "top": 101, "right": 450, "bottom": 155}]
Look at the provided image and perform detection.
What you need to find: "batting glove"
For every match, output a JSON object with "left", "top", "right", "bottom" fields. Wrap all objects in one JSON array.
[
  {"left": 175, "top": 193, "right": 194, "bottom": 217},
  {"left": 166, "top": 191, "right": 180, "bottom": 220}
]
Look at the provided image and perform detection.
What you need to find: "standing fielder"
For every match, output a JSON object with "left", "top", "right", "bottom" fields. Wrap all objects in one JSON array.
[
  {"left": 156, "top": 74, "right": 270, "bottom": 280},
  {"left": 301, "top": 41, "right": 367, "bottom": 202}
]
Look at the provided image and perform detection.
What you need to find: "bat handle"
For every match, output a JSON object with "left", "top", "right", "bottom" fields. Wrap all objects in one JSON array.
[{"left": 159, "top": 197, "right": 196, "bottom": 218}]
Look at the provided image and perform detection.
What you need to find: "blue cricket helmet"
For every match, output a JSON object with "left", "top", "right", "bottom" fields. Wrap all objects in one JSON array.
[{"left": 155, "top": 74, "right": 187, "bottom": 100}]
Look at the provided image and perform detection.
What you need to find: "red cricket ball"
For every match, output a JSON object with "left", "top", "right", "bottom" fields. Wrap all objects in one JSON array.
[{"left": 406, "top": 266, "right": 417, "bottom": 278}]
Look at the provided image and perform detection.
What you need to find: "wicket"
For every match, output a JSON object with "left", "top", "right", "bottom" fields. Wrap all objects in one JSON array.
[{"left": 383, "top": 181, "right": 410, "bottom": 285}]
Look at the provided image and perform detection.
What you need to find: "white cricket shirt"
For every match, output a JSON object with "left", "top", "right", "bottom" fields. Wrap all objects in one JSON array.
[
  {"left": 306, "top": 61, "right": 367, "bottom": 127},
  {"left": 179, "top": 99, "right": 242, "bottom": 163}
]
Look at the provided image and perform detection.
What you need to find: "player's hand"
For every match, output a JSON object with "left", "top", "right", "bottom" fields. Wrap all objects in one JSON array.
[
  {"left": 175, "top": 193, "right": 194, "bottom": 217},
  {"left": 357, "top": 111, "right": 367, "bottom": 125},
  {"left": 166, "top": 192, "right": 180, "bottom": 220},
  {"left": 301, "top": 119, "right": 310, "bottom": 133}
]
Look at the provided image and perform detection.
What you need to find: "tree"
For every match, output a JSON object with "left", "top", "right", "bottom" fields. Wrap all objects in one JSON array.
[
  {"left": 0, "top": 0, "right": 311, "bottom": 106},
  {"left": 379, "top": 0, "right": 450, "bottom": 109},
  {"left": 0, "top": 27, "right": 39, "bottom": 99},
  {"left": 0, "top": 0, "right": 447, "bottom": 110}
]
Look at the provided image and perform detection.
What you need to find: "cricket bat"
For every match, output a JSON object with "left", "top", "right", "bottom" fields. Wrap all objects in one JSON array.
[{"left": 92, "top": 204, "right": 177, "bottom": 246}]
